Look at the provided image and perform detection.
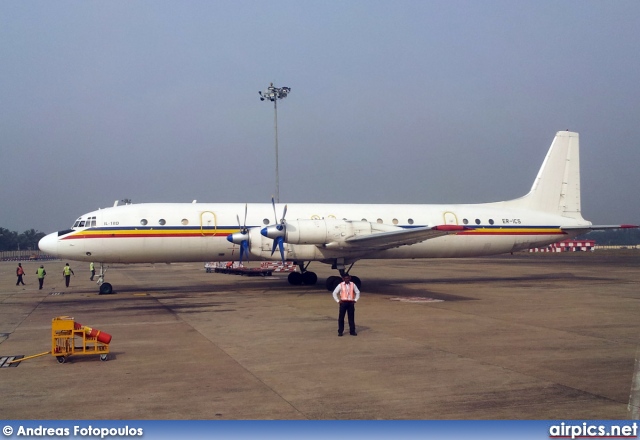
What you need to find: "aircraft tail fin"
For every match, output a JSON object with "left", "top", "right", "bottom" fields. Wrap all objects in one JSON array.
[{"left": 507, "top": 131, "right": 584, "bottom": 220}]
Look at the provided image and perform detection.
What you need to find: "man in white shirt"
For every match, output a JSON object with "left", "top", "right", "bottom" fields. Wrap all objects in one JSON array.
[{"left": 332, "top": 274, "right": 361, "bottom": 336}]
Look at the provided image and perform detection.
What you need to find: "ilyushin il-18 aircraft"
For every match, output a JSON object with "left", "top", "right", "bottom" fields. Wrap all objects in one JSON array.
[{"left": 39, "top": 131, "right": 636, "bottom": 294}]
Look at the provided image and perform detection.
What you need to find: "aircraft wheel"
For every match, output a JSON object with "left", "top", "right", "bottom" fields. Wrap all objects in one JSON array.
[
  {"left": 288, "top": 272, "right": 303, "bottom": 285},
  {"left": 326, "top": 276, "right": 341, "bottom": 291},
  {"left": 351, "top": 276, "right": 362, "bottom": 290},
  {"left": 99, "top": 282, "right": 113, "bottom": 295},
  {"left": 301, "top": 271, "right": 318, "bottom": 285}
]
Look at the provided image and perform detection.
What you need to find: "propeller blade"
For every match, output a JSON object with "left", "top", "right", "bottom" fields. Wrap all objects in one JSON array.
[
  {"left": 277, "top": 237, "right": 285, "bottom": 262},
  {"left": 271, "top": 196, "right": 277, "bottom": 224},
  {"left": 243, "top": 203, "right": 248, "bottom": 232},
  {"left": 270, "top": 236, "right": 285, "bottom": 263},
  {"left": 268, "top": 197, "right": 286, "bottom": 262},
  {"left": 231, "top": 203, "right": 251, "bottom": 263},
  {"left": 239, "top": 240, "right": 250, "bottom": 264}
]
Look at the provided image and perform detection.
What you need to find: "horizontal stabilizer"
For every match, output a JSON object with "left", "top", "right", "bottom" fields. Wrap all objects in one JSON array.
[{"left": 561, "top": 224, "right": 638, "bottom": 235}]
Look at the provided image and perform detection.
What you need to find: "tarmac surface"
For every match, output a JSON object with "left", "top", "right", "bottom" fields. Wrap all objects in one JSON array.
[{"left": 1, "top": 252, "right": 639, "bottom": 420}]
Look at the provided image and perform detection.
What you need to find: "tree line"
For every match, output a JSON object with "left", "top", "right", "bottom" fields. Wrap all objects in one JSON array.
[
  {"left": 580, "top": 228, "right": 640, "bottom": 246},
  {"left": 0, "top": 227, "right": 46, "bottom": 252}
]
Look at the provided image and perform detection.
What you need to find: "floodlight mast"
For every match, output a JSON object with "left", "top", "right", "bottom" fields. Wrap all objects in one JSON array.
[{"left": 259, "top": 83, "right": 291, "bottom": 203}]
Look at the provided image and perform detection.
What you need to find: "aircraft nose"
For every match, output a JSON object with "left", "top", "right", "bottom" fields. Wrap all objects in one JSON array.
[{"left": 38, "top": 232, "right": 59, "bottom": 255}]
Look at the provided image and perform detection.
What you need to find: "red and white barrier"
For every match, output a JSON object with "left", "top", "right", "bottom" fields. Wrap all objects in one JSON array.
[
  {"left": 260, "top": 262, "right": 296, "bottom": 272},
  {"left": 529, "top": 239, "right": 595, "bottom": 252}
]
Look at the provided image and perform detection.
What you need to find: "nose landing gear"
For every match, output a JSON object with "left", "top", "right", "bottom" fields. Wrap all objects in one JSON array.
[{"left": 96, "top": 264, "right": 113, "bottom": 294}]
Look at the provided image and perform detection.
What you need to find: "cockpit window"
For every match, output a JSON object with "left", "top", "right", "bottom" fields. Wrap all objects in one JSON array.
[{"left": 72, "top": 216, "right": 97, "bottom": 228}]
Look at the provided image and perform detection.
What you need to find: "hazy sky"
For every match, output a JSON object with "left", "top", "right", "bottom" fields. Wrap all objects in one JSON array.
[{"left": 1, "top": 1, "right": 639, "bottom": 234}]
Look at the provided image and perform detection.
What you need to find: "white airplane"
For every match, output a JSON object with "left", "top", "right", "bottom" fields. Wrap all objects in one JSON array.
[{"left": 39, "top": 131, "right": 636, "bottom": 294}]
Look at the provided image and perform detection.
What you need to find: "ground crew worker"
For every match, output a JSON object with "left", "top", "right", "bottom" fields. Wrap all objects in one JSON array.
[
  {"left": 36, "top": 265, "right": 46, "bottom": 290},
  {"left": 16, "top": 263, "right": 25, "bottom": 286},
  {"left": 90, "top": 262, "right": 95, "bottom": 281},
  {"left": 332, "top": 274, "right": 360, "bottom": 336},
  {"left": 62, "top": 263, "right": 75, "bottom": 287}
]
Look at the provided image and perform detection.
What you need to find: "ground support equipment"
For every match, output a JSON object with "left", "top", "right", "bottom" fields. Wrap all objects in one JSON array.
[{"left": 51, "top": 316, "right": 111, "bottom": 363}]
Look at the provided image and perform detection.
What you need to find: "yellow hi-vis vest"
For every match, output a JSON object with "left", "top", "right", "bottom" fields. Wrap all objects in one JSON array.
[
  {"left": 37, "top": 268, "right": 46, "bottom": 278},
  {"left": 90, "top": 262, "right": 95, "bottom": 271},
  {"left": 63, "top": 266, "right": 72, "bottom": 276},
  {"left": 339, "top": 282, "right": 356, "bottom": 301}
]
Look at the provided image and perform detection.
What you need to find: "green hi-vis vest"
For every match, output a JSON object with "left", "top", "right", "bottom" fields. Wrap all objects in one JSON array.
[
  {"left": 64, "top": 266, "right": 72, "bottom": 276},
  {"left": 37, "top": 268, "right": 46, "bottom": 278},
  {"left": 90, "top": 262, "right": 95, "bottom": 271}
]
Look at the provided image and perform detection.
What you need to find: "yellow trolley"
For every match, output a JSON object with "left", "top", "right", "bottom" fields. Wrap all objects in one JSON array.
[{"left": 51, "top": 316, "right": 111, "bottom": 363}]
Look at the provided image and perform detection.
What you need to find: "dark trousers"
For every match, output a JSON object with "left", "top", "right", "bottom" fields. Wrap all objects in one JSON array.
[
  {"left": 38, "top": 278, "right": 44, "bottom": 289},
  {"left": 16, "top": 275, "right": 25, "bottom": 285},
  {"left": 90, "top": 270, "right": 95, "bottom": 281},
  {"left": 64, "top": 275, "right": 71, "bottom": 287},
  {"left": 338, "top": 301, "right": 356, "bottom": 334}
]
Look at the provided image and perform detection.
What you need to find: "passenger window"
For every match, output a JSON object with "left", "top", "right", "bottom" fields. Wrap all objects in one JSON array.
[
  {"left": 463, "top": 219, "right": 469, "bottom": 225},
  {"left": 159, "top": 219, "right": 166, "bottom": 226},
  {"left": 181, "top": 219, "right": 189, "bottom": 225},
  {"left": 475, "top": 219, "right": 481, "bottom": 225},
  {"left": 489, "top": 219, "right": 494, "bottom": 225},
  {"left": 392, "top": 218, "right": 398, "bottom": 225},
  {"left": 408, "top": 218, "right": 414, "bottom": 225},
  {"left": 377, "top": 218, "right": 383, "bottom": 224},
  {"left": 140, "top": 219, "right": 148, "bottom": 226}
]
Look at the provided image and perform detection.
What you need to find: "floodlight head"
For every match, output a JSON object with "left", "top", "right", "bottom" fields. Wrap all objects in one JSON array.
[{"left": 259, "top": 83, "right": 291, "bottom": 102}]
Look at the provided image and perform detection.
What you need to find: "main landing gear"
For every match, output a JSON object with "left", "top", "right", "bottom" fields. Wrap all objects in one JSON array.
[
  {"left": 325, "top": 273, "right": 361, "bottom": 292},
  {"left": 325, "top": 260, "right": 361, "bottom": 291},
  {"left": 287, "top": 262, "right": 318, "bottom": 286},
  {"left": 287, "top": 260, "right": 362, "bottom": 291}
]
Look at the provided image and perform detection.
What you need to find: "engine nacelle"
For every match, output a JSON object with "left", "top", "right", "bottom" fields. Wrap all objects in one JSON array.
[
  {"left": 262, "top": 219, "right": 398, "bottom": 245},
  {"left": 227, "top": 230, "right": 249, "bottom": 245}
]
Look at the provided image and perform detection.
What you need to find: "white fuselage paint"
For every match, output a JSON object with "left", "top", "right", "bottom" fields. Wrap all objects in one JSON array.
[{"left": 38, "top": 202, "right": 583, "bottom": 264}]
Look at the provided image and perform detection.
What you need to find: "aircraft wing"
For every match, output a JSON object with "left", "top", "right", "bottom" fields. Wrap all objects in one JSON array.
[
  {"left": 561, "top": 224, "right": 638, "bottom": 235},
  {"left": 325, "top": 224, "right": 467, "bottom": 251}
]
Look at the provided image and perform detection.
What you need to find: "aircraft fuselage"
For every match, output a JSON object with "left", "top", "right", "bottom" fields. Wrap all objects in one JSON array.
[{"left": 39, "top": 202, "right": 582, "bottom": 264}]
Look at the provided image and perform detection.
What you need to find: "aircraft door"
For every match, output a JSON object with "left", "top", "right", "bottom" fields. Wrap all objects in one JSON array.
[
  {"left": 200, "top": 211, "right": 217, "bottom": 236},
  {"left": 443, "top": 211, "right": 458, "bottom": 225}
]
